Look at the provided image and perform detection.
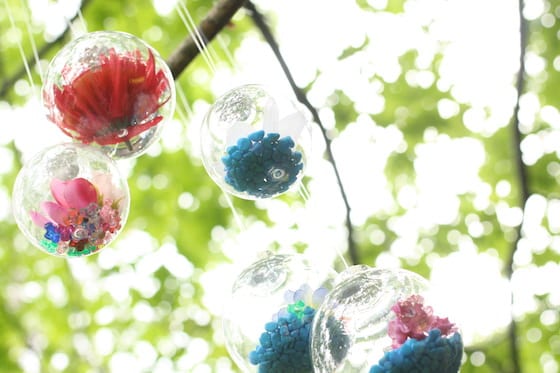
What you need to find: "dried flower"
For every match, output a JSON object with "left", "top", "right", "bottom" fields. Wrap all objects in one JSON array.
[
  {"left": 47, "top": 48, "right": 171, "bottom": 146},
  {"left": 387, "top": 294, "right": 457, "bottom": 349}
]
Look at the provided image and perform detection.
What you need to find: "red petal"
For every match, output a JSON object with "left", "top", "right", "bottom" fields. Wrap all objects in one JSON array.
[
  {"left": 108, "top": 49, "right": 129, "bottom": 121},
  {"left": 52, "top": 49, "right": 170, "bottom": 146},
  {"left": 51, "top": 178, "right": 98, "bottom": 209}
]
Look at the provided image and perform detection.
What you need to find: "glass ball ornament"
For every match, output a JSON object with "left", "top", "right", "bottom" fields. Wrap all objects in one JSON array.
[
  {"left": 12, "top": 143, "right": 130, "bottom": 257},
  {"left": 201, "top": 84, "right": 311, "bottom": 199},
  {"left": 42, "top": 30, "right": 176, "bottom": 159},
  {"left": 311, "top": 266, "right": 463, "bottom": 373},
  {"left": 223, "top": 253, "right": 338, "bottom": 373}
]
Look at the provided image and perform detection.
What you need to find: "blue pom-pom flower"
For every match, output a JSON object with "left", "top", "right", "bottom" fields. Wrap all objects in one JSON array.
[
  {"left": 249, "top": 301, "right": 315, "bottom": 373},
  {"left": 221, "top": 130, "right": 303, "bottom": 198},
  {"left": 369, "top": 329, "right": 463, "bottom": 373}
]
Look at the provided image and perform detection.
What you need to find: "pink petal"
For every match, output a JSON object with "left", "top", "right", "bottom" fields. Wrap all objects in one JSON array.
[
  {"left": 41, "top": 201, "right": 68, "bottom": 225},
  {"left": 51, "top": 178, "right": 98, "bottom": 209},
  {"left": 91, "top": 173, "right": 113, "bottom": 199},
  {"left": 432, "top": 316, "right": 457, "bottom": 336},
  {"left": 30, "top": 211, "right": 48, "bottom": 227},
  {"left": 92, "top": 173, "right": 124, "bottom": 204}
]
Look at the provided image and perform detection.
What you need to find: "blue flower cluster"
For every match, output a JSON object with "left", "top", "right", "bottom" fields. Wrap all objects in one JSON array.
[
  {"left": 369, "top": 329, "right": 463, "bottom": 373},
  {"left": 249, "top": 305, "right": 315, "bottom": 373},
  {"left": 221, "top": 130, "right": 303, "bottom": 198}
]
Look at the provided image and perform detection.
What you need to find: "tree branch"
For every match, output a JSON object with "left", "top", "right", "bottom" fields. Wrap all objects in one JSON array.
[
  {"left": 244, "top": 1, "right": 359, "bottom": 266},
  {"left": 506, "top": 0, "right": 528, "bottom": 372},
  {"left": 0, "top": 0, "right": 246, "bottom": 97},
  {"left": 0, "top": 0, "right": 93, "bottom": 99},
  {"left": 166, "top": 0, "right": 246, "bottom": 79}
]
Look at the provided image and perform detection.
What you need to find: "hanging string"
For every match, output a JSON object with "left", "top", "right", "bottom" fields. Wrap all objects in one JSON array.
[
  {"left": 173, "top": 88, "right": 191, "bottom": 126},
  {"left": 18, "top": 0, "right": 44, "bottom": 83},
  {"left": 175, "top": 0, "right": 218, "bottom": 74},
  {"left": 173, "top": 0, "right": 252, "bottom": 233},
  {"left": 0, "top": 0, "right": 92, "bottom": 99},
  {"left": 176, "top": 85, "right": 194, "bottom": 119},
  {"left": 221, "top": 189, "right": 247, "bottom": 232},
  {"left": 215, "top": 34, "right": 238, "bottom": 70},
  {"left": 3, "top": 0, "right": 37, "bottom": 95},
  {"left": 76, "top": 6, "right": 88, "bottom": 33},
  {"left": 297, "top": 182, "right": 311, "bottom": 202},
  {"left": 179, "top": 0, "right": 220, "bottom": 69},
  {"left": 64, "top": 0, "right": 89, "bottom": 37}
]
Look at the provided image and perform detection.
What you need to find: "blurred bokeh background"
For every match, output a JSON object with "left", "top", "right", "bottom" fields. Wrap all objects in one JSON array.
[{"left": 1, "top": 0, "right": 559, "bottom": 372}]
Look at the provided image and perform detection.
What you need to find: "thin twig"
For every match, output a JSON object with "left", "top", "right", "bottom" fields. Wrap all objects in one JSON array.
[
  {"left": 166, "top": 0, "right": 246, "bottom": 78},
  {"left": 506, "top": 0, "right": 528, "bottom": 372},
  {"left": 244, "top": 1, "right": 359, "bottom": 266},
  {"left": 0, "top": 0, "right": 93, "bottom": 98}
]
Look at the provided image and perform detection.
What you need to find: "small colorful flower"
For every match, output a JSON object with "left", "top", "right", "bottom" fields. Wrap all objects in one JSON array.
[
  {"left": 31, "top": 178, "right": 98, "bottom": 228},
  {"left": 388, "top": 294, "right": 457, "bottom": 349},
  {"left": 30, "top": 176, "right": 123, "bottom": 254},
  {"left": 283, "top": 283, "right": 329, "bottom": 311},
  {"left": 371, "top": 294, "right": 462, "bottom": 372}
]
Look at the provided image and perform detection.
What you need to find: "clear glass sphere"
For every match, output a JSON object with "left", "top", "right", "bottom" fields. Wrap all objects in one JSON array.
[
  {"left": 201, "top": 84, "right": 311, "bottom": 199},
  {"left": 12, "top": 143, "right": 130, "bottom": 257},
  {"left": 42, "top": 31, "right": 176, "bottom": 159},
  {"left": 223, "top": 253, "right": 338, "bottom": 372},
  {"left": 311, "top": 266, "right": 463, "bottom": 373}
]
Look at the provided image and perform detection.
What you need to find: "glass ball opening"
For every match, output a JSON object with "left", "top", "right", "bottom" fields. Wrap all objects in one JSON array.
[
  {"left": 201, "top": 84, "right": 311, "bottom": 200},
  {"left": 12, "top": 143, "right": 130, "bottom": 257},
  {"left": 42, "top": 30, "right": 176, "bottom": 159}
]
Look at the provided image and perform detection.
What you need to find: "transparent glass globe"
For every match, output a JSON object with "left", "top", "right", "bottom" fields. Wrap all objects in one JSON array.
[
  {"left": 223, "top": 253, "right": 338, "bottom": 372},
  {"left": 201, "top": 84, "right": 311, "bottom": 199},
  {"left": 311, "top": 266, "right": 463, "bottom": 373},
  {"left": 12, "top": 143, "right": 130, "bottom": 257},
  {"left": 42, "top": 30, "right": 176, "bottom": 159}
]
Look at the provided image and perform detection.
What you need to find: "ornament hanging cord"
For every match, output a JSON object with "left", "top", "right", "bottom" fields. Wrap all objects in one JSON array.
[
  {"left": 244, "top": 1, "right": 358, "bottom": 266},
  {"left": 17, "top": 0, "right": 44, "bottom": 83},
  {"left": 175, "top": 0, "right": 219, "bottom": 75},
  {"left": 174, "top": 0, "right": 248, "bottom": 232},
  {"left": 3, "top": 0, "right": 88, "bottom": 96},
  {"left": 0, "top": 0, "right": 93, "bottom": 99},
  {"left": 3, "top": 0, "right": 38, "bottom": 97}
]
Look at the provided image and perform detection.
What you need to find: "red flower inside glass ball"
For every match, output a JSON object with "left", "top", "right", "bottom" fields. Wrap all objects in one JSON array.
[{"left": 42, "top": 31, "right": 175, "bottom": 159}]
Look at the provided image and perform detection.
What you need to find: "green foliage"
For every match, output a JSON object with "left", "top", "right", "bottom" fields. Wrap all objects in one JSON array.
[{"left": 1, "top": 0, "right": 559, "bottom": 372}]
